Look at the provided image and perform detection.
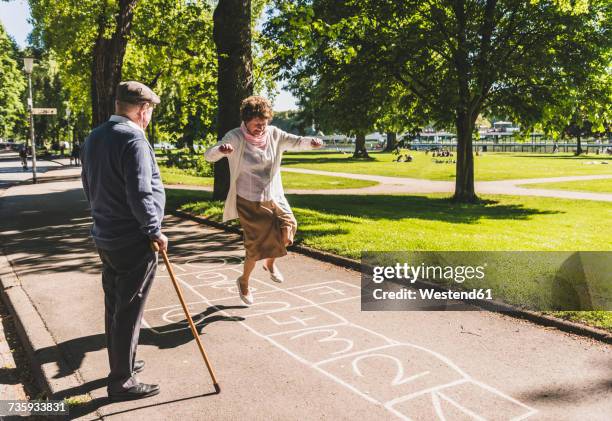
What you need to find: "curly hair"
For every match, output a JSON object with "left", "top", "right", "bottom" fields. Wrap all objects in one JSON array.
[{"left": 240, "top": 96, "right": 274, "bottom": 122}]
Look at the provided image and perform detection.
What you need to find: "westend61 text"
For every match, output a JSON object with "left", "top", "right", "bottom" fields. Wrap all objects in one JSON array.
[{"left": 373, "top": 288, "right": 494, "bottom": 301}]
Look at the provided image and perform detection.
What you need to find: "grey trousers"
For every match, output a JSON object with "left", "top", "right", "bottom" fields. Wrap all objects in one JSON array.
[{"left": 97, "top": 238, "right": 157, "bottom": 393}]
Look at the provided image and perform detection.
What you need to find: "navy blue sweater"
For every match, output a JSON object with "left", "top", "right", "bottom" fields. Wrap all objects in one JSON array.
[{"left": 81, "top": 118, "right": 165, "bottom": 250}]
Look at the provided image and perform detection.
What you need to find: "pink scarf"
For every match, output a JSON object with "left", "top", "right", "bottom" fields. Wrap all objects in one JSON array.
[{"left": 240, "top": 122, "right": 268, "bottom": 150}]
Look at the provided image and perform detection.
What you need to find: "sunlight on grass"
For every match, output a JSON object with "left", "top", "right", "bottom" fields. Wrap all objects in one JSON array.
[
  {"left": 519, "top": 178, "right": 612, "bottom": 193},
  {"left": 165, "top": 188, "right": 611, "bottom": 330},
  {"left": 160, "top": 165, "right": 378, "bottom": 190},
  {"left": 282, "top": 151, "right": 612, "bottom": 181}
]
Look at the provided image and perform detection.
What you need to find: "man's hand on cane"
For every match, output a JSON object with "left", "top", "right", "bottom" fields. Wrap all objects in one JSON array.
[
  {"left": 150, "top": 236, "right": 221, "bottom": 393},
  {"left": 153, "top": 233, "right": 169, "bottom": 252}
]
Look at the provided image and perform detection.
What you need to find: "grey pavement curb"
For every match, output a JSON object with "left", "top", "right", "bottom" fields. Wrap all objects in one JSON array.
[
  {"left": 0, "top": 252, "right": 82, "bottom": 398},
  {"left": 0, "top": 183, "right": 86, "bottom": 405},
  {"left": 0, "top": 250, "right": 85, "bottom": 400},
  {"left": 170, "top": 209, "right": 612, "bottom": 345}
]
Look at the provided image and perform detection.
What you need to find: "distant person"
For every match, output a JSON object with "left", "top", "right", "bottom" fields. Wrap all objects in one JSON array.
[
  {"left": 204, "top": 96, "right": 324, "bottom": 305},
  {"left": 19, "top": 146, "right": 28, "bottom": 170},
  {"left": 71, "top": 142, "right": 81, "bottom": 166},
  {"left": 552, "top": 142, "right": 559, "bottom": 153},
  {"left": 81, "top": 81, "right": 165, "bottom": 402}
]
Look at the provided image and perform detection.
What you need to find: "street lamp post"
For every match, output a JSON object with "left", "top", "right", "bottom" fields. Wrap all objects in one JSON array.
[
  {"left": 23, "top": 57, "right": 37, "bottom": 184},
  {"left": 65, "top": 107, "right": 72, "bottom": 161}
]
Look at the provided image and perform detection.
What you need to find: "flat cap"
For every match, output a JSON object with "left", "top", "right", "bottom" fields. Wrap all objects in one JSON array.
[{"left": 116, "top": 81, "right": 160, "bottom": 104}]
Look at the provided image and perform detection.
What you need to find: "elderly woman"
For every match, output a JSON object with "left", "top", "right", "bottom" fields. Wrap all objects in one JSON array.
[{"left": 204, "top": 96, "right": 324, "bottom": 305}]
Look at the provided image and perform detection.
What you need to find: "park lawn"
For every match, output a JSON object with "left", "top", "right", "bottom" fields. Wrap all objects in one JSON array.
[
  {"left": 519, "top": 178, "right": 612, "bottom": 193},
  {"left": 165, "top": 189, "right": 612, "bottom": 330},
  {"left": 159, "top": 165, "right": 378, "bottom": 190},
  {"left": 282, "top": 151, "right": 612, "bottom": 181},
  {"left": 160, "top": 166, "right": 214, "bottom": 187}
]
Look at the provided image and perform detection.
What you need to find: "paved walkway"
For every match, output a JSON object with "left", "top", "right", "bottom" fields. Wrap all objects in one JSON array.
[
  {"left": 168, "top": 168, "right": 612, "bottom": 201},
  {"left": 0, "top": 155, "right": 611, "bottom": 420},
  {"left": 280, "top": 168, "right": 612, "bottom": 201},
  {"left": 0, "top": 152, "right": 70, "bottom": 188},
  {"left": 7, "top": 149, "right": 609, "bottom": 201}
]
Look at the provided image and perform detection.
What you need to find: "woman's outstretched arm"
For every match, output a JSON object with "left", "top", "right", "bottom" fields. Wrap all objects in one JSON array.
[
  {"left": 204, "top": 134, "right": 236, "bottom": 162},
  {"left": 278, "top": 128, "right": 325, "bottom": 151}
]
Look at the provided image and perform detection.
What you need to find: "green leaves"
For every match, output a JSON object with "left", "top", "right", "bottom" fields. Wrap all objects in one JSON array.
[
  {"left": 267, "top": 0, "right": 610, "bottom": 134},
  {"left": 0, "top": 23, "right": 27, "bottom": 139}
]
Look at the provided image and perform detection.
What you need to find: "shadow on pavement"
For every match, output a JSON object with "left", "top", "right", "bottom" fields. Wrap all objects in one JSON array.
[
  {"left": 42, "top": 304, "right": 244, "bottom": 383},
  {"left": 518, "top": 377, "right": 612, "bottom": 404},
  {"left": 48, "top": 304, "right": 243, "bottom": 413},
  {"left": 0, "top": 187, "right": 244, "bottom": 278},
  {"left": 67, "top": 389, "right": 218, "bottom": 420}
]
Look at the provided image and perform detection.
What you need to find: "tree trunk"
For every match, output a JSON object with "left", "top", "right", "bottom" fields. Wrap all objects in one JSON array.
[
  {"left": 384, "top": 131, "right": 397, "bottom": 152},
  {"left": 150, "top": 118, "right": 156, "bottom": 147},
  {"left": 453, "top": 112, "right": 477, "bottom": 203},
  {"left": 212, "top": 0, "right": 253, "bottom": 200},
  {"left": 353, "top": 133, "right": 369, "bottom": 158},
  {"left": 575, "top": 133, "right": 583, "bottom": 155},
  {"left": 452, "top": 2, "right": 477, "bottom": 203},
  {"left": 91, "top": 0, "right": 138, "bottom": 128}
]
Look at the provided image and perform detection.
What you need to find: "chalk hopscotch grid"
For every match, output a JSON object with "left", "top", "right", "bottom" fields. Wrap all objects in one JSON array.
[{"left": 142, "top": 257, "right": 537, "bottom": 421}]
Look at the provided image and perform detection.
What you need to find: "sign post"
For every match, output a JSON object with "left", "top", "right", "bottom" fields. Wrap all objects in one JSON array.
[{"left": 32, "top": 108, "right": 58, "bottom": 115}]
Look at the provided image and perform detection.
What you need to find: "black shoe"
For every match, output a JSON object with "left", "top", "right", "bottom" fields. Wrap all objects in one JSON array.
[
  {"left": 108, "top": 383, "right": 160, "bottom": 401},
  {"left": 133, "top": 360, "right": 145, "bottom": 374}
]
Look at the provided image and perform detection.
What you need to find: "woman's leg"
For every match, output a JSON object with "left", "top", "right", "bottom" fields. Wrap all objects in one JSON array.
[
  {"left": 281, "top": 226, "right": 292, "bottom": 247},
  {"left": 264, "top": 257, "right": 275, "bottom": 271},
  {"left": 274, "top": 201, "right": 297, "bottom": 247},
  {"left": 240, "top": 256, "right": 257, "bottom": 294}
]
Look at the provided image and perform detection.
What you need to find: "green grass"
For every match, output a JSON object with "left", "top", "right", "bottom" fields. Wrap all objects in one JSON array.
[
  {"left": 165, "top": 189, "right": 612, "bottom": 256},
  {"left": 160, "top": 166, "right": 214, "bottom": 187},
  {"left": 546, "top": 311, "right": 612, "bottom": 330},
  {"left": 165, "top": 188, "right": 612, "bottom": 330},
  {"left": 159, "top": 165, "right": 378, "bottom": 190},
  {"left": 282, "top": 172, "right": 377, "bottom": 189},
  {"left": 519, "top": 178, "right": 612, "bottom": 193},
  {"left": 64, "top": 395, "right": 92, "bottom": 407},
  {"left": 282, "top": 151, "right": 612, "bottom": 181}
]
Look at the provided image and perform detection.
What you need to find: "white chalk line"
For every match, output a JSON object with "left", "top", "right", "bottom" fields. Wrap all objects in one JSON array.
[
  {"left": 142, "top": 294, "right": 361, "bottom": 332},
  {"left": 148, "top": 257, "right": 538, "bottom": 420},
  {"left": 437, "top": 391, "right": 489, "bottom": 421}
]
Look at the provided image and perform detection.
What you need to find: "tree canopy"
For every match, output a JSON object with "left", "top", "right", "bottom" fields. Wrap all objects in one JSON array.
[
  {"left": 266, "top": 0, "right": 611, "bottom": 201},
  {"left": 0, "top": 23, "right": 26, "bottom": 140}
]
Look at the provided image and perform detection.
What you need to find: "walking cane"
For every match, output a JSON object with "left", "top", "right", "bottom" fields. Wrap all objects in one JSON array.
[{"left": 151, "top": 242, "right": 221, "bottom": 394}]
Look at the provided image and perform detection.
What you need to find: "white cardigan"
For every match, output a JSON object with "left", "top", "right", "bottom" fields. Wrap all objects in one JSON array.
[{"left": 204, "top": 125, "right": 316, "bottom": 222}]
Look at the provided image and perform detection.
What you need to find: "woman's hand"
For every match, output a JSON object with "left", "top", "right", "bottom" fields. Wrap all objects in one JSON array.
[
  {"left": 219, "top": 144, "right": 234, "bottom": 155},
  {"left": 310, "top": 138, "right": 324, "bottom": 149}
]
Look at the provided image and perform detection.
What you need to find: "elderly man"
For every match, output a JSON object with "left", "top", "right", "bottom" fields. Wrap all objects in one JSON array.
[{"left": 81, "top": 81, "right": 167, "bottom": 401}]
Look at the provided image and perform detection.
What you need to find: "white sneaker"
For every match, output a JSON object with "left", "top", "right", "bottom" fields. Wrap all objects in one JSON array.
[
  {"left": 236, "top": 276, "right": 253, "bottom": 305},
  {"left": 263, "top": 264, "right": 284, "bottom": 283}
]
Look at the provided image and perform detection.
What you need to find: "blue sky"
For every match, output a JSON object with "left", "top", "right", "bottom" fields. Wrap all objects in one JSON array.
[
  {"left": 0, "top": 0, "right": 31, "bottom": 48},
  {"left": 0, "top": 0, "right": 297, "bottom": 111}
]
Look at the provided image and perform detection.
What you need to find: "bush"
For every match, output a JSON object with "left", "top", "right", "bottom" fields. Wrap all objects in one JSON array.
[{"left": 163, "top": 149, "right": 214, "bottom": 177}]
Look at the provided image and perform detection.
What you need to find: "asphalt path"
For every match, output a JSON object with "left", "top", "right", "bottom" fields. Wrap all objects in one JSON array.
[{"left": 0, "top": 161, "right": 610, "bottom": 419}]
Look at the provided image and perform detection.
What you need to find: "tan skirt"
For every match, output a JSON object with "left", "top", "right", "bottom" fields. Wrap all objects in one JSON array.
[{"left": 236, "top": 195, "right": 297, "bottom": 261}]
